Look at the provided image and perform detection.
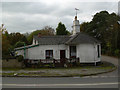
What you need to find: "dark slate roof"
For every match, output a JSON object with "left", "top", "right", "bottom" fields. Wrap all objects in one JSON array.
[
  {"left": 65, "top": 33, "right": 101, "bottom": 45},
  {"left": 34, "top": 33, "right": 100, "bottom": 45},
  {"left": 33, "top": 35, "right": 71, "bottom": 45}
]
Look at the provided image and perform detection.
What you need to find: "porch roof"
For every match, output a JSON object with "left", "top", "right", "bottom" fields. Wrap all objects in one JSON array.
[{"left": 14, "top": 44, "right": 39, "bottom": 51}]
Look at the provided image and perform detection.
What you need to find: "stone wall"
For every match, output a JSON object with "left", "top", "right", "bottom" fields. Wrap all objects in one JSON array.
[{"left": 2, "top": 59, "right": 22, "bottom": 68}]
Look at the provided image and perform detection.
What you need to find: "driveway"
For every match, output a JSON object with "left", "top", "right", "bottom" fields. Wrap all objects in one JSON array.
[
  {"left": 101, "top": 55, "right": 118, "bottom": 66},
  {"left": 93, "top": 55, "right": 119, "bottom": 77}
]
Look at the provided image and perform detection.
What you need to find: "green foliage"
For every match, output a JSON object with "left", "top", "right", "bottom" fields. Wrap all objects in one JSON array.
[
  {"left": 2, "top": 30, "right": 28, "bottom": 59},
  {"left": 114, "top": 49, "right": 120, "bottom": 57},
  {"left": 16, "top": 55, "right": 24, "bottom": 62},
  {"left": 56, "top": 22, "right": 70, "bottom": 35},
  {"left": 8, "top": 32, "right": 28, "bottom": 46},
  {"left": 15, "top": 41, "right": 25, "bottom": 48},
  {"left": 80, "top": 10, "right": 120, "bottom": 56},
  {"left": 2, "top": 33, "right": 11, "bottom": 60}
]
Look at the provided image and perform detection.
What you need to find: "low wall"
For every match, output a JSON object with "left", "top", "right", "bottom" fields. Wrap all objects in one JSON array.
[{"left": 2, "top": 59, "right": 22, "bottom": 68}]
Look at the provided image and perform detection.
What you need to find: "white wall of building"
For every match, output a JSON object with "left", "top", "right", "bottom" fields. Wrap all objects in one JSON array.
[
  {"left": 77, "top": 43, "right": 101, "bottom": 63},
  {"left": 16, "top": 43, "right": 101, "bottom": 63},
  {"left": 73, "top": 20, "right": 80, "bottom": 35},
  {"left": 32, "top": 38, "right": 38, "bottom": 45},
  {"left": 16, "top": 45, "right": 69, "bottom": 60},
  {"left": 16, "top": 50, "right": 24, "bottom": 56}
]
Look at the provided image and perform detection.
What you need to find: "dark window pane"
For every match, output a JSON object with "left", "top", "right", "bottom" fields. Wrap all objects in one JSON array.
[
  {"left": 46, "top": 50, "right": 53, "bottom": 59},
  {"left": 70, "top": 46, "right": 76, "bottom": 58},
  {"left": 97, "top": 45, "right": 100, "bottom": 58}
]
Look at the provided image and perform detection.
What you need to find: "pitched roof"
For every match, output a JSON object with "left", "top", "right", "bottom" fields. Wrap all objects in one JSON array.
[
  {"left": 65, "top": 33, "right": 101, "bottom": 45},
  {"left": 34, "top": 33, "right": 100, "bottom": 45},
  {"left": 15, "top": 33, "right": 100, "bottom": 51},
  {"left": 33, "top": 35, "right": 71, "bottom": 45}
]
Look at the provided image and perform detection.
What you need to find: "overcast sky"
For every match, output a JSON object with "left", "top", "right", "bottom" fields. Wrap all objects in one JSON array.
[{"left": 1, "top": 0, "right": 118, "bottom": 33}]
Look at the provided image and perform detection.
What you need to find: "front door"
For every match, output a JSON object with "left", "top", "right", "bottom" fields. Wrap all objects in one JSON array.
[{"left": 60, "top": 50, "right": 66, "bottom": 64}]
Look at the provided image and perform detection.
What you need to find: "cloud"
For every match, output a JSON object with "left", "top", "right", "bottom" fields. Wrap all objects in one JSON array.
[{"left": 2, "top": 1, "right": 118, "bottom": 33}]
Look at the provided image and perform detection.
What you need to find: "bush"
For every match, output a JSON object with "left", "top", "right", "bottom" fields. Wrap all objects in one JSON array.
[
  {"left": 16, "top": 55, "right": 24, "bottom": 62},
  {"left": 114, "top": 49, "right": 120, "bottom": 57},
  {"left": 15, "top": 41, "right": 25, "bottom": 48}
]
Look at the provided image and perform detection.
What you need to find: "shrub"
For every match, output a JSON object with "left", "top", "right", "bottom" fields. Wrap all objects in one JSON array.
[
  {"left": 16, "top": 55, "right": 24, "bottom": 62},
  {"left": 114, "top": 49, "right": 120, "bottom": 57}
]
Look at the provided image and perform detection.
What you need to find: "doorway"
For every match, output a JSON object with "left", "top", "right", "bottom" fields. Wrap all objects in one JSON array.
[{"left": 60, "top": 50, "right": 66, "bottom": 64}]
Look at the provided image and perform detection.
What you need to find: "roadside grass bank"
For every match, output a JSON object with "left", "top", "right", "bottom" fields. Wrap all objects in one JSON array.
[{"left": 1, "top": 61, "right": 116, "bottom": 77}]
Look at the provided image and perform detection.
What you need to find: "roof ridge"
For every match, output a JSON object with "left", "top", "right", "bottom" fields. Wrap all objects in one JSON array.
[
  {"left": 65, "top": 33, "right": 79, "bottom": 44},
  {"left": 34, "top": 35, "right": 70, "bottom": 37}
]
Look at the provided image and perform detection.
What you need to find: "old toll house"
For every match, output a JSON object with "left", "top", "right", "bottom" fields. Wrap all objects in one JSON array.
[{"left": 15, "top": 15, "right": 101, "bottom": 66}]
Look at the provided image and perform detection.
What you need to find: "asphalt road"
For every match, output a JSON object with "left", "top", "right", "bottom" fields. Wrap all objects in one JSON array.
[{"left": 2, "top": 77, "right": 119, "bottom": 88}]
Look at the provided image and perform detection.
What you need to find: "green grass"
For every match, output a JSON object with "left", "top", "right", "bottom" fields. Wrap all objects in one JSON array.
[{"left": 2, "top": 67, "right": 22, "bottom": 71}]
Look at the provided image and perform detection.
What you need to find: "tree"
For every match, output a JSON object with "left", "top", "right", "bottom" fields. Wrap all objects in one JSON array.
[
  {"left": 56, "top": 22, "right": 70, "bottom": 35},
  {"left": 1, "top": 24, "right": 29, "bottom": 59},
  {"left": 43, "top": 26, "right": 55, "bottom": 35},
  {"left": 8, "top": 32, "right": 28, "bottom": 46},
  {"left": 80, "top": 22, "right": 89, "bottom": 32},
  {"left": 27, "top": 26, "right": 55, "bottom": 44},
  {"left": 1, "top": 24, "right": 12, "bottom": 59},
  {"left": 2, "top": 34, "right": 11, "bottom": 59},
  {"left": 14, "top": 41, "right": 25, "bottom": 48},
  {"left": 80, "top": 10, "right": 120, "bottom": 56}
]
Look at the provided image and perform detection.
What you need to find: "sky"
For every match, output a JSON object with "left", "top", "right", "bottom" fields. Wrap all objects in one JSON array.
[{"left": 0, "top": 0, "right": 119, "bottom": 33}]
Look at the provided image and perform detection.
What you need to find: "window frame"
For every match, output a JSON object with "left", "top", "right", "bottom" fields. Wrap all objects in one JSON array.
[
  {"left": 70, "top": 46, "right": 76, "bottom": 58},
  {"left": 45, "top": 50, "right": 53, "bottom": 59}
]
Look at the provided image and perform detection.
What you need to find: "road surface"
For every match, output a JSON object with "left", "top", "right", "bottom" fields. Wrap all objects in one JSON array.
[{"left": 2, "top": 77, "right": 119, "bottom": 88}]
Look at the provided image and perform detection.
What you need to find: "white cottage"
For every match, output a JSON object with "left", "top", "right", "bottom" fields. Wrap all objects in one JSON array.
[{"left": 15, "top": 16, "right": 101, "bottom": 65}]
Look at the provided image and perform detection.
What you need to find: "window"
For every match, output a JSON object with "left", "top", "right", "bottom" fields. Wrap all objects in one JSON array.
[
  {"left": 70, "top": 46, "right": 76, "bottom": 58},
  {"left": 46, "top": 50, "right": 53, "bottom": 59},
  {"left": 35, "top": 40, "right": 36, "bottom": 44},
  {"left": 97, "top": 45, "right": 100, "bottom": 58}
]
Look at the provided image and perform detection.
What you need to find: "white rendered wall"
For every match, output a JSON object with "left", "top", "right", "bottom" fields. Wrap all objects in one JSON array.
[
  {"left": 73, "top": 20, "right": 80, "bottom": 35},
  {"left": 77, "top": 43, "right": 101, "bottom": 63},
  {"left": 32, "top": 38, "right": 38, "bottom": 45},
  {"left": 16, "top": 44, "right": 101, "bottom": 63},
  {"left": 15, "top": 50, "right": 24, "bottom": 56},
  {"left": 18, "top": 45, "right": 69, "bottom": 60}
]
